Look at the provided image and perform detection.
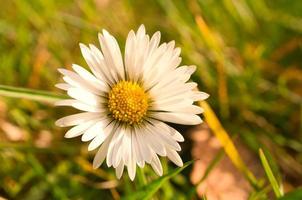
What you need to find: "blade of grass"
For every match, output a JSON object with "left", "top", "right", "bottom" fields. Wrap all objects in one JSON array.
[
  {"left": 137, "top": 167, "right": 148, "bottom": 187},
  {"left": 122, "top": 160, "right": 194, "bottom": 200},
  {"left": 195, "top": 15, "right": 229, "bottom": 118},
  {"left": 0, "top": 85, "right": 67, "bottom": 104},
  {"left": 259, "top": 148, "right": 283, "bottom": 198},
  {"left": 0, "top": 142, "right": 76, "bottom": 155},
  {"left": 278, "top": 188, "right": 302, "bottom": 200},
  {"left": 27, "top": 154, "right": 68, "bottom": 200},
  {"left": 199, "top": 101, "right": 259, "bottom": 189}
]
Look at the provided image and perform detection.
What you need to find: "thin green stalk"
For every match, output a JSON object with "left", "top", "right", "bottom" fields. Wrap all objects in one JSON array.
[
  {"left": 137, "top": 167, "right": 147, "bottom": 187},
  {"left": 0, "top": 85, "right": 67, "bottom": 104},
  {"left": 0, "top": 142, "right": 76, "bottom": 155},
  {"left": 259, "top": 148, "right": 283, "bottom": 198}
]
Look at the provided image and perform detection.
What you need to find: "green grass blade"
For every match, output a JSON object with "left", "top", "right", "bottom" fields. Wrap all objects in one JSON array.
[
  {"left": 0, "top": 85, "right": 67, "bottom": 104},
  {"left": 278, "top": 188, "right": 302, "bottom": 200},
  {"left": 259, "top": 148, "right": 283, "bottom": 198},
  {"left": 122, "top": 160, "right": 194, "bottom": 200},
  {"left": 136, "top": 167, "right": 148, "bottom": 187}
]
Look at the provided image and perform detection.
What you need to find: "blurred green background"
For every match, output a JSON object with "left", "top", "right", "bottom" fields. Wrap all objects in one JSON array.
[{"left": 0, "top": 0, "right": 302, "bottom": 199}]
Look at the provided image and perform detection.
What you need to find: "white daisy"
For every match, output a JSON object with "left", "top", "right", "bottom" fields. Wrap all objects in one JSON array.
[{"left": 55, "top": 25, "right": 209, "bottom": 180}]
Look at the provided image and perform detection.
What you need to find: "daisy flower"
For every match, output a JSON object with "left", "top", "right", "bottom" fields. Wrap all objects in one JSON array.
[{"left": 55, "top": 25, "right": 209, "bottom": 180}]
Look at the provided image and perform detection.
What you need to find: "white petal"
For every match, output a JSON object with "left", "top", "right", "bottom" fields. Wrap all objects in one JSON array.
[
  {"left": 112, "top": 133, "right": 125, "bottom": 168},
  {"left": 55, "top": 99, "right": 104, "bottom": 112},
  {"left": 79, "top": 43, "right": 109, "bottom": 83},
  {"left": 81, "top": 119, "right": 110, "bottom": 142},
  {"left": 154, "top": 97, "right": 191, "bottom": 110},
  {"left": 168, "top": 126, "right": 184, "bottom": 142},
  {"left": 127, "top": 156, "right": 136, "bottom": 181},
  {"left": 120, "top": 128, "right": 131, "bottom": 164},
  {"left": 123, "top": 131, "right": 136, "bottom": 181},
  {"left": 92, "top": 129, "right": 115, "bottom": 169},
  {"left": 175, "top": 65, "right": 196, "bottom": 82},
  {"left": 88, "top": 44, "right": 115, "bottom": 85},
  {"left": 142, "top": 43, "right": 168, "bottom": 89},
  {"left": 151, "top": 104, "right": 204, "bottom": 115},
  {"left": 147, "top": 119, "right": 181, "bottom": 151},
  {"left": 88, "top": 121, "right": 116, "bottom": 151},
  {"left": 140, "top": 31, "right": 161, "bottom": 73},
  {"left": 55, "top": 83, "right": 71, "bottom": 91},
  {"left": 55, "top": 112, "right": 100, "bottom": 127},
  {"left": 150, "top": 82, "right": 197, "bottom": 101},
  {"left": 155, "top": 131, "right": 181, "bottom": 151},
  {"left": 191, "top": 91, "right": 210, "bottom": 101},
  {"left": 133, "top": 128, "right": 144, "bottom": 167},
  {"left": 143, "top": 124, "right": 166, "bottom": 156},
  {"left": 67, "top": 88, "right": 104, "bottom": 106},
  {"left": 99, "top": 30, "right": 125, "bottom": 80},
  {"left": 131, "top": 129, "right": 139, "bottom": 167},
  {"left": 167, "top": 149, "right": 183, "bottom": 167},
  {"left": 151, "top": 98, "right": 193, "bottom": 111},
  {"left": 124, "top": 25, "right": 150, "bottom": 82},
  {"left": 58, "top": 68, "right": 101, "bottom": 95},
  {"left": 72, "top": 64, "right": 108, "bottom": 93},
  {"left": 180, "top": 105, "right": 204, "bottom": 114},
  {"left": 137, "top": 24, "right": 146, "bottom": 35},
  {"left": 151, "top": 120, "right": 184, "bottom": 142},
  {"left": 150, "top": 155, "right": 163, "bottom": 176},
  {"left": 135, "top": 127, "right": 152, "bottom": 163},
  {"left": 149, "top": 31, "right": 161, "bottom": 54},
  {"left": 150, "top": 112, "right": 203, "bottom": 125},
  {"left": 64, "top": 120, "right": 97, "bottom": 138},
  {"left": 116, "top": 160, "right": 125, "bottom": 179},
  {"left": 143, "top": 42, "right": 182, "bottom": 88},
  {"left": 124, "top": 30, "right": 136, "bottom": 80},
  {"left": 107, "top": 126, "right": 125, "bottom": 167}
]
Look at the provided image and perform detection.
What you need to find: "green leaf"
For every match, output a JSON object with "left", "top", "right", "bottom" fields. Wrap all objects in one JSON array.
[
  {"left": 0, "top": 85, "right": 67, "bottom": 104},
  {"left": 259, "top": 148, "right": 283, "bottom": 198},
  {"left": 122, "top": 160, "right": 194, "bottom": 200},
  {"left": 278, "top": 188, "right": 302, "bottom": 200}
]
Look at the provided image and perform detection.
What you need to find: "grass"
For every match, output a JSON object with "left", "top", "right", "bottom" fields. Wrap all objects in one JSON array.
[{"left": 0, "top": 0, "right": 302, "bottom": 199}]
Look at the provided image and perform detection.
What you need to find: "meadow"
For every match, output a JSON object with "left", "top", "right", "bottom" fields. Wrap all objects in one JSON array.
[{"left": 0, "top": 0, "right": 302, "bottom": 199}]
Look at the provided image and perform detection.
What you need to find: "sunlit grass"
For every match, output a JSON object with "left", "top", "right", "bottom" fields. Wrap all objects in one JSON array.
[{"left": 0, "top": 0, "right": 302, "bottom": 199}]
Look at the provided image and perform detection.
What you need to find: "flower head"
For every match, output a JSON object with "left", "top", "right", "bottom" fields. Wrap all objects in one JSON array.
[{"left": 55, "top": 25, "right": 209, "bottom": 180}]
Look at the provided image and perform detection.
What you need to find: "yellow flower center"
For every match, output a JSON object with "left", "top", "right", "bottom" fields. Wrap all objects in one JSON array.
[{"left": 108, "top": 81, "right": 148, "bottom": 124}]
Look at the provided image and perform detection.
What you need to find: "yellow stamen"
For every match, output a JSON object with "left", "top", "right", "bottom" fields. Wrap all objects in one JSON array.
[{"left": 108, "top": 81, "right": 148, "bottom": 124}]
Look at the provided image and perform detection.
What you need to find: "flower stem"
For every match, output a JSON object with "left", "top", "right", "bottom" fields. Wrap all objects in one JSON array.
[
  {"left": 137, "top": 167, "right": 147, "bottom": 187},
  {"left": 0, "top": 85, "right": 67, "bottom": 104}
]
